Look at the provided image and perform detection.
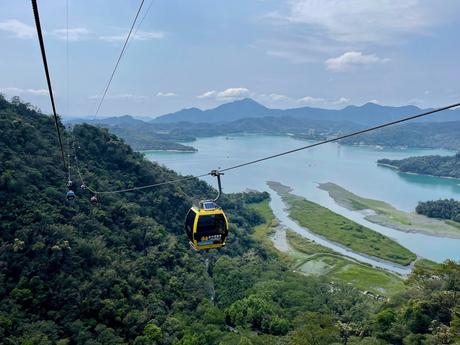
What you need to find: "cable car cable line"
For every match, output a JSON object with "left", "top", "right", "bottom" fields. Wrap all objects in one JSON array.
[
  {"left": 126, "top": 0, "right": 155, "bottom": 51},
  {"left": 31, "top": 0, "right": 66, "bottom": 171},
  {"left": 218, "top": 102, "right": 460, "bottom": 173},
  {"left": 90, "top": 173, "right": 211, "bottom": 195},
  {"left": 66, "top": 0, "right": 74, "bottom": 188},
  {"left": 76, "top": 101, "right": 460, "bottom": 195},
  {"left": 93, "top": 0, "right": 145, "bottom": 119}
]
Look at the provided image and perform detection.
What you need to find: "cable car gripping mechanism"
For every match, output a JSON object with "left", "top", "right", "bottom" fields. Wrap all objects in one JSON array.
[{"left": 210, "top": 169, "right": 224, "bottom": 202}]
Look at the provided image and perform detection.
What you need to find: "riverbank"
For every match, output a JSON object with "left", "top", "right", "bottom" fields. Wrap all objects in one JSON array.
[
  {"left": 378, "top": 163, "right": 460, "bottom": 181},
  {"left": 318, "top": 182, "right": 460, "bottom": 239},
  {"left": 142, "top": 148, "right": 197, "bottom": 153},
  {"left": 267, "top": 181, "right": 417, "bottom": 266},
  {"left": 249, "top": 199, "right": 406, "bottom": 296},
  {"left": 287, "top": 231, "right": 406, "bottom": 297}
]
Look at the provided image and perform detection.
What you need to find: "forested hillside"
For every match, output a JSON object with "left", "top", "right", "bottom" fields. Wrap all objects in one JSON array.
[
  {"left": 345, "top": 122, "right": 460, "bottom": 150},
  {"left": 416, "top": 199, "right": 460, "bottom": 223},
  {"left": 1, "top": 95, "right": 460, "bottom": 345},
  {"left": 378, "top": 153, "right": 460, "bottom": 178},
  {"left": 65, "top": 116, "right": 197, "bottom": 152}
]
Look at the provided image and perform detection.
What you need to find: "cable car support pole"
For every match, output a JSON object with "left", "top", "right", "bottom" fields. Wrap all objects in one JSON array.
[{"left": 211, "top": 170, "right": 223, "bottom": 202}]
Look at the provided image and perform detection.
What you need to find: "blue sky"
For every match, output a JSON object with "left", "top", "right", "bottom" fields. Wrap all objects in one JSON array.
[{"left": 0, "top": 0, "right": 459, "bottom": 118}]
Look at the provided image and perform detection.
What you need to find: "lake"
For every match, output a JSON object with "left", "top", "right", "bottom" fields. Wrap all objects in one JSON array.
[{"left": 145, "top": 135, "right": 460, "bottom": 265}]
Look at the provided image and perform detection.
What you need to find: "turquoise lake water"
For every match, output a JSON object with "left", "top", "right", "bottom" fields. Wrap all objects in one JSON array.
[{"left": 145, "top": 135, "right": 460, "bottom": 265}]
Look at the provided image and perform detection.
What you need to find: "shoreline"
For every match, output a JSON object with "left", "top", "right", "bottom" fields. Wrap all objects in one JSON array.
[
  {"left": 377, "top": 163, "right": 460, "bottom": 181},
  {"left": 282, "top": 207, "right": 414, "bottom": 274},
  {"left": 142, "top": 149, "right": 197, "bottom": 153},
  {"left": 366, "top": 214, "right": 460, "bottom": 239},
  {"left": 267, "top": 181, "right": 415, "bottom": 274},
  {"left": 318, "top": 182, "right": 460, "bottom": 240},
  {"left": 254, "top": 200, "right": 407, "bottom": 295}
]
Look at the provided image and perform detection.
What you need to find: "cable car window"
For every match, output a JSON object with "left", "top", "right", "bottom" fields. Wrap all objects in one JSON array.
[
  {"left": 185, "top": 210, "right": 196, "bottom": 239},
  {"left": 197, "top": 214, "right": 226, "bottom": 235}
]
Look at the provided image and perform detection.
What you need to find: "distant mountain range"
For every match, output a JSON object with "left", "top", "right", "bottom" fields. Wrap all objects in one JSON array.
[
  {"left": 152, "top": 98, "right": 460, "bottom": 126},
  {"left": 66, "top": 99, "right": 460, "bottom": 152}
]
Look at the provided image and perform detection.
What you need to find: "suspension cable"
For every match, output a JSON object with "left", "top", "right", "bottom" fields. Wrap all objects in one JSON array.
[
  {"left": 219, "top": 102, "right": 460, "bottom": 173},
  {"left": 31, "top": 0, "right": 66, "bottom": 170},
  {"left": 66, "top": 0, "right": 70, "bottom": 121},
  {"left": 126, "top": 0, "right": 155, "bottom": 51},
  {"left": 67, "top": 136, "right": 72, "bottom": 183},
  {"left": 65, "top": 0, "right": 72, "bottom": 184},
  {"left": 73, "top": 140, "right": 90, "bottom": 189},
  {"left": 92, "top": 173, "right": 211, "bottom": 195},
  {"left": 93, "top": 0, "right": 145, "bottom": 118},
  {"left": 77, "top": 101, "right": 460, "bottom": 194}
]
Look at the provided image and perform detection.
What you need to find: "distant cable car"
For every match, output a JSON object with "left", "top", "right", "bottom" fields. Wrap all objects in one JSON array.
[
  {"left": 185, "top": 170, "right": 228, "bottom": 250},
  {"left": 66, "top": 190, "right": 76, "bottom": 201},
  {"left": 90, "top": 195, "right": 98, "bottom": 205}
]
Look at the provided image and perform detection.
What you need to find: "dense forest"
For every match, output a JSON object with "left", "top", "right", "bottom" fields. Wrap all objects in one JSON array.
[
  {"left": 378, "top": 153, "right": 460, "bottom": 179},
  {"left": 1, "top": 95, "right": 460, "bottom": 344},
  {"left": 343, "top": 122, "right": 460, "bottom": 150},
  {"left": 66, "top": 116, "right": 197, "bottom": 152},
  {"left": 416, "top": 199, "right": 460, "bottom": 223}
]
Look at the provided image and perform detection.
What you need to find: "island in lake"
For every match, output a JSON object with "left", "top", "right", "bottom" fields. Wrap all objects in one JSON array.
[{"left": 377, "top": 153, "right": 460, "bottom": 179}]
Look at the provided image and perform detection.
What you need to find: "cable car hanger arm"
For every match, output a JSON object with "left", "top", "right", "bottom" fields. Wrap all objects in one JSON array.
[{"left": 210, "top": 170, "right": 223, "bottom": 202}]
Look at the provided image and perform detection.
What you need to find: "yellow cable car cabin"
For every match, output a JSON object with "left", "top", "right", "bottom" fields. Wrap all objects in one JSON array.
[{"left": 185, "top": 200, "right": 229, "bottom": 250}]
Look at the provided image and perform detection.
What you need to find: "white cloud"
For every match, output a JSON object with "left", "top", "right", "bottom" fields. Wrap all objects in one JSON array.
[
  {"left": 297, "top": 95, "right": 351, "bottom": 108},
  {"left": 367, "top": 99, "right": 380, "bottom": 104},
  {"left": 332, "top": 97, "right": 351, "bottom": 105},
  {"left": 255, "top": 93, "right": 294, "bottom": 108},
  {"left": 0, "top": 19, "right": 35, "bottom": 39},
  {"left": 26, "top": 89, "right": 49, "bottom": 96},
  {"left": 156, "top": 92, "right": 176, "bottom": 97},
  {"left": 197, "top": 90, "right": 217, "bottom": 99},
  {"left": 197, "top": 88, "right": 250, "bottom": 101},
  {"left": 284, "top": 0, "right": 457, "bottom": 44},
  {"left": 132, "top": 30, "right": 166, "bottom": 40},
  {"left": 297, "top": 96, "right": 325, "bottom": 105},
  {"left": 325, "top": 51, "right": 389, "bottom": 72},
  {"left": 99, "top": 30, "right": 165, "bottom": 42},
  {"left": 267, "top": 93, "right": 290, "bottom": 101},
  {"left": 216, "top": 88, "right": 250, "bottom": 101},
  {"left": 0, "top": 87, "right": 48, "bottom": 96},
  {"left": 52, "top": 28, "right": 91, "bottom": 41},
  {"left": 88, "top": 93, "right": 145, "bottom": 100}
]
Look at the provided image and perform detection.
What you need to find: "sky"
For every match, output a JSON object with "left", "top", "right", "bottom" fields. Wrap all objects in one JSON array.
[{"left": 0, "top": 0, "right": 459, "bottom": 118}]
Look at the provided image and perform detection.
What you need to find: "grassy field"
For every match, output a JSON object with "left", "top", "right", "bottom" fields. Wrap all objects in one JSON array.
[
  {"left": 319, "top": 182, "right": 460, "bottom": 238},
  {"left": 286, "top": 230, "right": 334, "bottom": 255},
  {"left": 326, "top": 257, "right": 405, "bottom": 296},
  {"left": 287, "top": 231, "right": 406, "bottom": 296},
  {"left": 446, "top": 220, "right": 460, "bottom": 230},
  {"left": 268, "top": 181, "right": 416, "bottom": 266},
  {"left": 249, "top": 199, "right": 407, "bottom": 296},
  {"left": 414, "top": 258, "right": 440, "bottom": 271}
]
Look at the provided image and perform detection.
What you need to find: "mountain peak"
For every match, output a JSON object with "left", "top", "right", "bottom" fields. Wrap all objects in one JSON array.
[{"left": 214, "top": 97, "right": 266, "bottom": 109}]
